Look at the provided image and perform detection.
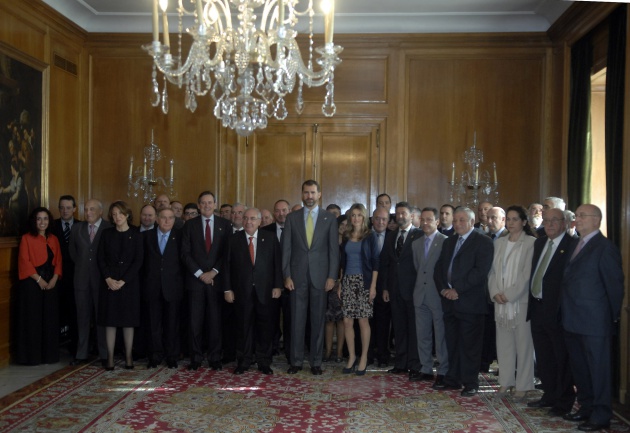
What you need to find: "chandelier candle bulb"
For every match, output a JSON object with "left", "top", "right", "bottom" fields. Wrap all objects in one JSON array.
[
  {"left": 451, "top": 162, "right": 455, "bottom": 183},
  {"left": 152, "top": 0, "right": 159, "bottom": 42},
  {"left": 129, "top": 157, "right": 134, "bottom": 178},
  {"left": 279, "top": 0, "right": 284, "bottom": 26},
  {"left": 196, "top": 0, "right": 204, "bottom": 23},
  {"left": 160, "top": 0, "right": 170, "bottom": 49},
  {"left": 493, "top": 163, "right": 497, "bottom": 183},
  {"left": 143, "top": 157, "right": 147, "bottom": 179},
  {"left": 170, "top": 159, "right": 174, "bottom": 181},
  {"left": 324, "top": 0, "right": 335, "bottom": 44}
]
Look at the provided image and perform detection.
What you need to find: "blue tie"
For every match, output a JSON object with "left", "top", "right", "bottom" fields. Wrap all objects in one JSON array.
[
  {"left": 447, "top": 236, "right": 464, "bottom": 286},
  {"left": 159, "top": 233, "right": 168, "bottom": 255}
]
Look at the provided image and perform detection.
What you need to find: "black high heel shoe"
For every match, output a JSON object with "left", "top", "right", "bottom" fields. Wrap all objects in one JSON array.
[
  {"left": 125, "top": 364, "right": 135, "bottom": 370},
  {"left": 342, "top": 359, "right": 358, "bottom": 374},
  {"left": 355, "top": 366, "right": 367, "bottom": 376}
]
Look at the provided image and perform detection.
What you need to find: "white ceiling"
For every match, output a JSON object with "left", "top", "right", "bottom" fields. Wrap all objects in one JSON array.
[{"left": 41, "top": 0, "right": 575, "bottom": 34}]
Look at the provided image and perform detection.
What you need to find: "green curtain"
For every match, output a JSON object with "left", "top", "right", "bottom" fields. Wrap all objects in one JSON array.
[
  {"left": 567, "top": 35, "right": 593, "bottom": 209},
  {"left": 605, "top": 5, "right": 626, "bottom": 249}
]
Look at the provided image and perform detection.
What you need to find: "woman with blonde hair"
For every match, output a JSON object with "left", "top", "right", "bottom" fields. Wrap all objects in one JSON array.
[{"left": 338, "top": 203, "right": 379, "bottom": 375}]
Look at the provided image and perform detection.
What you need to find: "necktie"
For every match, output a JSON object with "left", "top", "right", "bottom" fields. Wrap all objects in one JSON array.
[
  {"left": 571, "top": 238, "right": 584, "bottom": 261},
  {"left": 424, "top": 236, "right": 431, "bottom": 259},
  {"left": 396, "top": 229, "right": 406, "bottom": 257},
  {"left": 63, "top": 222, "right": 71, "bottom": 243},
  {"left": 205, "top": 218, "right": 212, "bottom": 253},
  {"left": 531, "top": 239, "right": 554, "bottom": 298},
  {"left": 89, "top": 224, "right": 95, "bottom": 243},
  {"left": 306, "top": 210, "right": 314, "bottom": 248},
  {"left": 160, "top": 233, "right": 168, "bottom": 255},
  {"left": 447, "top": 236, "right": 464, "bottom": 284},
  {"left": 491, "top": 233, "right": 496, "bottom": 240},
  {"left": 248, "top": 236, "right": 255, "bottom": 265},
  {"left": 376, "top": 232, "right": 384, "bottom": 255}
]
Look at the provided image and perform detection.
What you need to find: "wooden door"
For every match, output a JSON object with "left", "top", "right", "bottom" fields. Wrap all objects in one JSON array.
[{"left": 243, "top": 120, "right": 382, "bottom": 214}]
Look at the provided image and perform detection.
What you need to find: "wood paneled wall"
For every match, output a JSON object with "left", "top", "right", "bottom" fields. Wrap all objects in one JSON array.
[{"left": 0, "top": 2, "right": 627, "bottom": 403}]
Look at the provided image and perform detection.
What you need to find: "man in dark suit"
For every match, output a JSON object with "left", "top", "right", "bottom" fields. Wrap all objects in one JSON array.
[
  {"left": 560, "top": 204, "right": 624, "bottom": 432},
  {"left": 368, "top": 207, "right": 390, "bottom": 367},
  {"left": 142, "top": 207, "right": 184, "bottom": 369},
  {"left": 282, "top": 180, "right": 339, "bottom": 375},
  {"left": 526, "top": 208, "right": 577, "bottom": 416},
  {"left": 434, "top": 206, "right": 493, "bottom": 397},
  {"left": 51, "top": 195, "right": 80, "bottom": 354},
  {"left": 181, "top": 191, "right": 232, "bottom": 370},
  {"left": 378, "top": 201, "right": 422, "bottom": 380},
  {"left": 68, "top": 198, "right": 111, "bottom": 365},
  {"left": 438, "top": 204, "right": 455, "bottom": 237},
  {"left": 263, "top": 199, "right": 292, "bottom": 361},
  {"left": 225, "top": 208, "right": 283, "bottom": 375},
  {"left": 412, "top": 207, "right": 449, "bottom": 385}
]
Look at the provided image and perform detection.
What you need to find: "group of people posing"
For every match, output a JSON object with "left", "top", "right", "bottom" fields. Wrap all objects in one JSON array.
[{"left": 14, "top": 182, "right": 624, "bottom": 433}]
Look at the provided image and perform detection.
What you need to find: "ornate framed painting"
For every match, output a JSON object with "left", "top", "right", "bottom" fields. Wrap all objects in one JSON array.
[{"left": 0, "top": 43, "right": 48, "bottom": 237}]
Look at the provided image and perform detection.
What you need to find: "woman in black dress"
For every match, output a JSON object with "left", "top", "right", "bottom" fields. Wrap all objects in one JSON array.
[
  {"left": 97, "top": 201, "right": 143, "bottom": 370},
  {"left": 15, "top": 207, "right": 62, "bottom": 365}
]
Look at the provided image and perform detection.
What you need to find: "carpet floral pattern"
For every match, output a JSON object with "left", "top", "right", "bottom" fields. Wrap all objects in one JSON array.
[{"left": 1, "top": 360, "right": 629, "bottom": 432}]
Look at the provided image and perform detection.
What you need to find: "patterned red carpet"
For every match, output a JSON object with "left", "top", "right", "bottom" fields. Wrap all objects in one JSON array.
[{"left": 1, "top": 359, "right": 629, "bottom": 432}]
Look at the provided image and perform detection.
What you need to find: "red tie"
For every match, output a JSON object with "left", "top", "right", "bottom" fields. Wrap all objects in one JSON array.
[
  {"left": 248, "top": 236, "right": 255, "bottom": 265},
  {"left": 205, "top": 219, "right": 212, "bottom": 253}
]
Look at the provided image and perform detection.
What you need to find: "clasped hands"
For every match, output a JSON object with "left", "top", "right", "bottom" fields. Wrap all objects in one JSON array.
[
  {"left": 105, "top": 277, "right": 125, "bottom": 291},
  {"left": 224, "top": 288, "right": 282, "bottom": 303},
  {"left": 441, "top": 288, "right": 459, "bottom": 300}
]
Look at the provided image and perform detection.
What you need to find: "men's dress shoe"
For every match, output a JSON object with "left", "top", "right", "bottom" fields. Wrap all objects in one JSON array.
[
  {"left": 287, "top": 366, "right": 302, "bottom": 374},
  {"left": 527, "top": 399, "right": 554, "bottom": 408},
  {"left": 147, "top": 360, "right": 158, "bottom": 369},
  {"left": 125, "top": 364, "right": 134, "bottom": 370},
  {"left": 167, "top": 360, "right": 178, "bottom": 369},
  {"left": 378, "top": 362, "right": 388, "bottom": 368},
  {"left": 548, "top": 407, "right": 569, "bottom": 417},
  {"left": 209, "top": 361, "right": 223, "bottom": 371},
  {"left": 70, "top": 358, "right": 88, "bottom": 366},
  {"left": 563, "top": 411, "right": 591, "bottom": 422},
  {"left": 311, "top": 366, "right": 323, "bottom": 375},
  {"left": 577, "top": 421, "right": 610, "bottom": 432},
  {"left": 461, "top": 387, "right": 478, "bottom": 397},
  {"left": 420, "top": 373, "right": 435, "bottom": 381},
  {"left": 388, "top": 367, "right": 407, "bottom": 374},
  {"left": 100, "top": 359, "right": 108, "bottom": 368},
  {"left": 233, "top": 366, "right": 248, "bottom": 375},
  {"left": 408, "top": 370, "right": 422, "bottom": 381},
  {"left": 258, "top": 366, "right": 273, "bottom": 375},
  {"left": 188, "top": 362, "right": 200, "bottom": 371},
  {"left": 432, "top": 376, "right": 460, "bottom": 390}
]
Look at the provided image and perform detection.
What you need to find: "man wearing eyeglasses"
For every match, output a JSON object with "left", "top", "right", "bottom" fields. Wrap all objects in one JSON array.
[
  {"left": 560, "top": 205, "right": 624, "bottom": 432},
  {"left": 182, "top": 203, "right": 199, "bottom": 222},
  {"left": 526, "top": 208, "right": 577, "bottom": 417}
]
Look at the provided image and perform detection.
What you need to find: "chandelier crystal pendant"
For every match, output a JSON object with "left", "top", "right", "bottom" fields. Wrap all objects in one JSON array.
[{"left": 144, "top": 0, "right": 343, "bottom": 136}]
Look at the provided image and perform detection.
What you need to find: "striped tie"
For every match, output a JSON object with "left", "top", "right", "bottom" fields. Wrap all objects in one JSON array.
[{"left": 63, "top": 222, "right": 71, "bottom": 243}]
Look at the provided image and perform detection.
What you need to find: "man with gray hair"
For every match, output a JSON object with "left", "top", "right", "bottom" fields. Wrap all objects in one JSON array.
[
  {"left": 69, "top": 199, "right": 112, "bottom": 366},
  {"left": 433, "top": 207, "right": 493, "bottom": 397},
  {"left": 564, "top": 210, "right": 578, "bottom": 238},
  {"left": 538, "top": 197, "right": 567, "bottom": 237},
  {"left": 224, "top": 207, "right": 282, "bottom": 375}
]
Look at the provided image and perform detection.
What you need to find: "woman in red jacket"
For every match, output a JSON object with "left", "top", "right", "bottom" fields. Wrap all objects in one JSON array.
[{"left": 14, "top": 207, "right": 62, "bottom": 365}]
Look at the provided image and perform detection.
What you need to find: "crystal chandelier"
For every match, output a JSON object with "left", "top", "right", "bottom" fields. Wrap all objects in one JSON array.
[
  {"left": 128, "top": 131, "right": 177, "bottom": 204},
  {"left": 144, "top": 0, "right": 343, "bottom": 136},
  {"left": 448, "top": 132, "right": 499, "bottom": 207}
]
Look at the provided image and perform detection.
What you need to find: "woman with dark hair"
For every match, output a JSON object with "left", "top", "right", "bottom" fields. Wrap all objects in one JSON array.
[
  {"left": 338, "top": 203, "right": 379, "bottom": 375},
  {"left": 14, "top": 207, "right": 62, "bottom": 364},
  {"left": 488, "top": 205, "right": 536, "bottom": 400},
  {"left": 97, "top": 201, "right": 143, "bottom": 370},
  {"left": 324, "top": 214, "right": 347, "bottom": 363}
]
